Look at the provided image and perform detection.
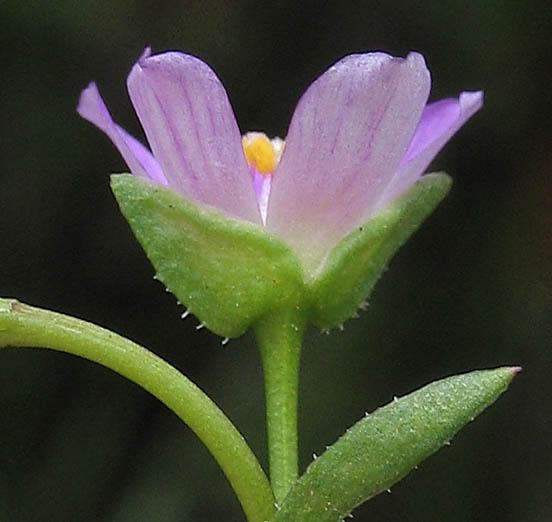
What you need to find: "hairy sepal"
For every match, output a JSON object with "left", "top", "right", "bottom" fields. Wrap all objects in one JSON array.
[
  {"left": 111, "top": 174, "right": 303, "bottom": 338},
  {"left": 308, "top": 173, "right": 452, "bottom": 329}
]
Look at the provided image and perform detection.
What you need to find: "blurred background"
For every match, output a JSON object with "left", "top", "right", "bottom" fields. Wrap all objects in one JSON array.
[{"left": 1, "top": 1, "right": 550, "bottom": 521}]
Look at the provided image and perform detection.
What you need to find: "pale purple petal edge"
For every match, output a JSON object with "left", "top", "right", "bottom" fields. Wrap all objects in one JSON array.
[
  {"left": 375, "top": 90, "right": 483, "bottom": 211},
  {"left": 77, "top": 82, "right": 167, "bottom": 185},
  {"left": 400, "top": 98, "right": 461, "bottom": 167}
]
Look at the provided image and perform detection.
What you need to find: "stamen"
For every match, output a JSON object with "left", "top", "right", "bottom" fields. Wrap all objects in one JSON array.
[
  {"left": 242, "top": 132, "right": 285, "bottom": 225},
  {"left": 242, "top": 133, "right": 276, "bottom": 175}
]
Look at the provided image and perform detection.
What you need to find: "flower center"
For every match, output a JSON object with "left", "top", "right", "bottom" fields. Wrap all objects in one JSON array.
[
  {"left": 242, "top": 132, "right": 284, "bottom": 225},
  {"left": 242, "top": 132, "right": 284, "bottom": 175}
]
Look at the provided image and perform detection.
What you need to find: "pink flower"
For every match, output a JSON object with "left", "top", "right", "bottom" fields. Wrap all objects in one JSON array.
[{"left": 78, "top": 48, "right": 482, "bottom": 275}]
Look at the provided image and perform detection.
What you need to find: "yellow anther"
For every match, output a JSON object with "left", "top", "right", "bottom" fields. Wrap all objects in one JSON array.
[{"left": 242, "top": 133, "right": 277, "bottom": 175}]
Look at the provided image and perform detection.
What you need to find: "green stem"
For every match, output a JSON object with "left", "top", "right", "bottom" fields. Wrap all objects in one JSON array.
[
  {"left": 254, "top": 307, "right": 306, "bottom": 504},
  {"left": 0, "top": 298, "right": 275, "bottom": 522}
]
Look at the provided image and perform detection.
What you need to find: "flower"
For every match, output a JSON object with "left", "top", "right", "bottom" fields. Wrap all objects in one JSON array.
[{"left": 78, "top": 48, "right": 482, "bottom": 278}]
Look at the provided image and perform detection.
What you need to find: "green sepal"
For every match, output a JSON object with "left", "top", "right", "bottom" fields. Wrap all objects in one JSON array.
[
  {"left": 308, "top": 173, "right": 451, "bottom": 330},
  {"left": 271, "top": 367, "right": 518, "bottom": 522},
  {"left": 111, "top": 174, "right": 304, "bottom": 338}
]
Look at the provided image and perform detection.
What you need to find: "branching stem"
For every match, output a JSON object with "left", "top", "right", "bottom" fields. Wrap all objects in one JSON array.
[{"left": 0, "top": 298, "right": 275, "bottom": 522}]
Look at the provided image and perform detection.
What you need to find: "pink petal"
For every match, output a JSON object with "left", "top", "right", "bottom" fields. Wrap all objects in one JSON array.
[
  {"left": 77, "top": 82, "right": 167, "bottom": 185},
  {"left": 126, "top": 49, "right": 260, "bottom": 224},
  {"left": 375, "top": 91, "right": 483, "bottom": 210},
  {"left": 267, "top": 52, "right": 431, "bottom": 273},
  {"left": 251, "top": 171, "right": 272, "bottom": 225}
]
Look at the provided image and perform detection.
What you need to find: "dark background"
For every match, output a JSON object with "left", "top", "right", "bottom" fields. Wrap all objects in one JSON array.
[{"left": 1, "top": 1, "right": 550, "bottom": 521}]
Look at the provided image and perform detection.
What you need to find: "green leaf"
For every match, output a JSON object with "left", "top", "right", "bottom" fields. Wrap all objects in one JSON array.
[
  {"left": 111, "top": 174, "right": 304, "bottom": 338},
  {"left": 271, "top": 367, "right": 519, "bottom": 522},
  {"left": 308, "top": 173, "right": 451, "bottom": 330}
]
